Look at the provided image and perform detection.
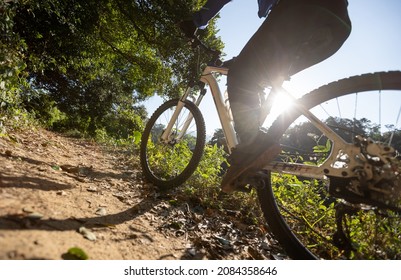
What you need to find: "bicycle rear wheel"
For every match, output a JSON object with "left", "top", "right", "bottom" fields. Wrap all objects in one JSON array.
[
  {"left": 258, "top": 71, "right": 401, "bottom": 259},
  {"left": 140, "top": 99, "right": 206, "bottom": 189}
]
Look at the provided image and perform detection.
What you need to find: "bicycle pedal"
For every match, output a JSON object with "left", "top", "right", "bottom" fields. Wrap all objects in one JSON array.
[{"left": 232, "top": 170, "right": 269, "bottom": 192}]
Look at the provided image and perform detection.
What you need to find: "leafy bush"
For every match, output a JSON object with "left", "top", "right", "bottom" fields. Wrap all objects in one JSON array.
[
  {"left": 146, "top": 142, "right": 265, "bottom": 225},
  {"left": 271, "top": 171, "right": 401, "bottom": 259},
  {"left": 182, "top": 144, "right": 227, "bottom": 205},
  {"left": 271, "top": 174, "right": 339, "bottom": 258},
  {"left": 0, "top": 1, "right": 28, "bottom": 113}
]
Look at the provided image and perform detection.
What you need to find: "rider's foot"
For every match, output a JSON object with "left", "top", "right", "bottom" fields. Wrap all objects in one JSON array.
[{"left": 221, "top": 132, "right": 281, "bottom": 193}]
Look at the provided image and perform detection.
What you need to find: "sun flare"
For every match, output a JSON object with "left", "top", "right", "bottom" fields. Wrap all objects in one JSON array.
[{"left": 262, "top": 88, "right": 296, "bottom": 127}]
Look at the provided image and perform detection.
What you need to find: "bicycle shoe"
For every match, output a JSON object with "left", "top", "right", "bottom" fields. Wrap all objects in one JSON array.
[{"left": 221, "top": 134, "right": 281, "bottom": 193}]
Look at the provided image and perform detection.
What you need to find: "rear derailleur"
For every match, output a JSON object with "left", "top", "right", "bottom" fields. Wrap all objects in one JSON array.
[{"left": 329, "top": 135, "right": 401, "bottom": 211}]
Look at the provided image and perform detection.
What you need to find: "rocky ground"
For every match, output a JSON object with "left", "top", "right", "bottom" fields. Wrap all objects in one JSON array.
[{"left": 0, "top": 127, "right": 286, "bottom": 260}]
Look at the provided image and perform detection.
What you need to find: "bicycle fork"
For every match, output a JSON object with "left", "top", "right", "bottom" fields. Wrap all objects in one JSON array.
[
  {"left": 160, "top": 84, "right": 210, "bottom": 144},
  {"left": 160, "top": 88, "right": 195, "bottom": 144}
]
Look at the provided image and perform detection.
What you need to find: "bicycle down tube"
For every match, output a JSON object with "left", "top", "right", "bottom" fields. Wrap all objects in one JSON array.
[
  {"left": 200, "top": 64, "right": 239, "bottom": 152},
  {"left": 263, "top": 84, "right": 365, "bottom": 180}
]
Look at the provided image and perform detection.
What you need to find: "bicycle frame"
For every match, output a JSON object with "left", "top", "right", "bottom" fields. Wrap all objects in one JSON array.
[
  {"left": 199, "top": 65, "right": 239, "bottom": 151},
  {"left": 161, "top": 63, "right": 239, "bottom": 152},
  {"left": 162, "top": 62, "right": 364, "bottom": 181},
  {"left": 262, "top": 84, "right": 365, "bottom": 181}
]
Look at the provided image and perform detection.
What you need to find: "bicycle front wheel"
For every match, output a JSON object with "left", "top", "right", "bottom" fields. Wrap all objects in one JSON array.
[
  {"left": 258, "top": 71, "right": 401, "bottom": 259},
  {"left": 140, "top": 99, "right": 206, "bottom": 189}
]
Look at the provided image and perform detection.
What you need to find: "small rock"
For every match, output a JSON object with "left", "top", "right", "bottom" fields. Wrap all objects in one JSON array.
[
  {"left": 22, "top": 207, "right": 35, "bottom": 213},
  {"left": 27, "top": 212, "right": 44, "bottom": 220},
  {"left": 78, "top": 227, "right": 96, "bottom": 241},
  {"left": 214, "top": 235, "right": 231, "bottom": 246},
  {"left": 188, "top": 248, "right": 197, "bottom": 256},
  {"left": 113, "top": 192, "right": 125, "bottom": 201},
  {"left": 87, "top": 186, "right": 98, "bottom": 192},
  {"left": 95, "top": 207, "right": 107, "bottom": 216},
  {"left": 60, "top": 164, "right": 80, "bottom": 174},
  {"left": 22, "top": 207, "right": 44, "bottom": 219},
  {"left": 38, "top": 165, "right": 48, "bottom": 172}
]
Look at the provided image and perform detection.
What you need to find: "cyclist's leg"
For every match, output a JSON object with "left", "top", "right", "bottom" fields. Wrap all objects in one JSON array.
[
  {"left": 222, "top": 0, "right": 351, "bottom": 192},
  {"left": 283, "top": 0, "right": 352, "bottom": 76},
  {"left": 227, "top": 0, "right": 351, "bottom": 145}
]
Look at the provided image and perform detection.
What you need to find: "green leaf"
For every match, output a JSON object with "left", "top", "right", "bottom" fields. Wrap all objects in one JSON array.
[
  {"left": 62, "top": 247, "right": 89, "bottom": 260},
  {"left": 52, "top": 165, "right": 61, "bottom": 170},
  {"left": 133, "top": 131, "right": 141, "bottom": 145}
]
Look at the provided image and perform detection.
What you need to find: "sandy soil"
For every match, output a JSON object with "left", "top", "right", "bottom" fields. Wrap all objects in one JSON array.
[{"left": 0, "top": 127, "right": 284, "bottom": 260}]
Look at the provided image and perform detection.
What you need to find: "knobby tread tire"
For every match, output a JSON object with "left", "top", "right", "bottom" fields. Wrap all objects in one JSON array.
[{"left": 140, "top": 99, "right": 206, "bottom": 189}]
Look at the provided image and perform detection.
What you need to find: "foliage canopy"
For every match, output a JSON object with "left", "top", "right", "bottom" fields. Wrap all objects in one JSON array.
[{"left": 2, "top": 0, "right": 224, "bottom": 136}]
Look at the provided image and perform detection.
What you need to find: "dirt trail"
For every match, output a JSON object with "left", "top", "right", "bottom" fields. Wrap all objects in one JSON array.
[{"left": 0, "top": 127, "right": 284, "bottom": 260}]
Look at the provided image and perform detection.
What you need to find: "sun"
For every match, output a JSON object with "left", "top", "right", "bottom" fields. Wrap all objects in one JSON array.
[{"left": 262, "top": 87, "right": 296, "bottom": 127}]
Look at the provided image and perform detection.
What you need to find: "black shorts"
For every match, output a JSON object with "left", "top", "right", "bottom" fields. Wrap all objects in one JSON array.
[{"left": 227, "top": 0, "right": 351, "bottom": 105}]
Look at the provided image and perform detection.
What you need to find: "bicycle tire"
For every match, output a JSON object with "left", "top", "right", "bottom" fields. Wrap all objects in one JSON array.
[
  {"left": 140, "top": 99, "right": 206, "bottom": 189},
  {"left": 258, "top": 71, "right": 401, "bottom": 259}
]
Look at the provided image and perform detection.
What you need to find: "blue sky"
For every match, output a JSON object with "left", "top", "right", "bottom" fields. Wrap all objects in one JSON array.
[{"left": 145, "top": 0, "right": 401, "bottom": 135}]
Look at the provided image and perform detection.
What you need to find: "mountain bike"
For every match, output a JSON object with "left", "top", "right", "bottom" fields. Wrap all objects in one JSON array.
[{"left": 140, "top": 37, "right": 401, "bottom": 259}]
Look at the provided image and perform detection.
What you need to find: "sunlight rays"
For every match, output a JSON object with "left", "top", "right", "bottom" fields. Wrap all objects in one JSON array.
[{"left": 262, "top": 86, "right": 296, "bottom": 128}]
